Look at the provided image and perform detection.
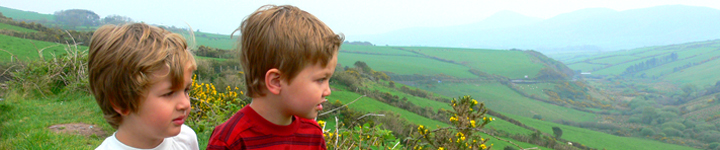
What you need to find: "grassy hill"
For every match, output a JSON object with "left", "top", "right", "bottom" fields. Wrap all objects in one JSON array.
[
  {"left": 506, "top": 113, "right": 699, "bottom": 150},
  {"left": 0, "top": 22, "right": 37, "bottom": 32},
  {"left": 0, "top": 34, "right": 85, "bottom": 61},
  {"left": 566, "top": 39, "right": 720, "bottom": 87},
  {"left": 0, "top": 6, "right": 54, "bottom": 21}
]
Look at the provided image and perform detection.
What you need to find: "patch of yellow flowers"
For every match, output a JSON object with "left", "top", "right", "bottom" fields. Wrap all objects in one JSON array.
[
  {"left": 410, "top": 95, "right": 495, "bottom": 150},
  {"left": 189, "top": 75, "right": 246, "bottom": 122}
]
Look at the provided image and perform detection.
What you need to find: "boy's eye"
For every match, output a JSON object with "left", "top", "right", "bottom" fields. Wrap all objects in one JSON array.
[{"left": 162, "top": 91, "right": 174, "bottom": 97}]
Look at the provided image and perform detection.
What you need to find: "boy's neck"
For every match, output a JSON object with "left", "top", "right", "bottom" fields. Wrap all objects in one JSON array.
[
  {"left": 115, "top": 126, "right": 164, "bottom": 149},
  {"left": 249, "top": 96, "right": 294, "bottom": 126}
]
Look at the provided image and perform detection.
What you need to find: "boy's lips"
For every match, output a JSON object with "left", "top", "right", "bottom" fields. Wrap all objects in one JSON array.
[
  {"left": 316, "top": 103, "right": 323, "bottom": 111},
  {"left": 172, "top": 116, "right": 185, "bottom": 125}
]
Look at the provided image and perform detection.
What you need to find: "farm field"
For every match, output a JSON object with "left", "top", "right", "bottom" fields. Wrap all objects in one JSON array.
[{"left": 0, "top": 34, "right": 86, "bottom": 61}]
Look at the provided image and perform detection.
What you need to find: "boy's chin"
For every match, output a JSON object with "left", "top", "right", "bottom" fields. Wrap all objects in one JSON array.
[
  {"left": 164, "top": 126, "right": 183, "bottom": 137},
  {"left": 298, "top": 113, "right": 318, "bottom": 120}
]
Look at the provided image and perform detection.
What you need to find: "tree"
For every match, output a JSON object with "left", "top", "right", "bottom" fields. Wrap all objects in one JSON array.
[
  {"left": 552, "top": 126, "right": 563, "bottom": 139},
  {"left": 681, "top": 83, "right": 697, "bottom": 99},
  {"left": 353, "top": 61, "right": 372, "bottom": 73},
  {"left": 54, "top": 9, "right": 100, "bottom": 29},
  {"left": 102, "top": 15, "right": 133, "bottom": 25},
  {"left": 535, "top": 67, "right": 566, "bottom": 80}
]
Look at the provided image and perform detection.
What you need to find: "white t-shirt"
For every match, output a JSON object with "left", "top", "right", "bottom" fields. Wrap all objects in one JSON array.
[{"left": 96, "top": 124, "right": 199, "bottom": 150}]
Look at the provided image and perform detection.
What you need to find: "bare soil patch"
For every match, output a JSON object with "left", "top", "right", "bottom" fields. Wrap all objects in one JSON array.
[{"left": 48, "top": 123, "right": 107, "bottom": 138}]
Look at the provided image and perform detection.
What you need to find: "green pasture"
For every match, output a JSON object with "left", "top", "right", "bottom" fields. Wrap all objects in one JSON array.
[
  {"left": 512, "top": 83, "right": 555, "bottom": 100},
  {"left": 326, "top": 85, "right": 542, "bottom": 149},
  {"left": 567, "top": 62, "right": 606, "bottom": 72},
  {"left": 341, "top": 44, "right": 421, "bottom": 56},
  {"left": 327, "top": 87, "right": 448, "bottom": 128},
  {"left": 590, "top": 55, "right": 639, "bottom": 64},
  {"left": 0, "top": 34, "right": 86, "bottom": 61},
  {"left": 366, "top": 81, "right": 451, "bottom": 112},
  {"left": 0, "top": 22, "right": 38, "bottom": 32},
  {"left": 400, "top": 47, "right": 543, "bottom": 79},
  {"left": 0, "top": 92, "right": 110, "bottom": 150},
  {"left": 182, "top": 32, "right": 235, "bottom": 50},
  {"left": 506, "top": 113, "right": 699, "bottom": 150},
  {"left": 338, "top": 52, "right": 477, "bottom": 78},
  {"left": 422, "top": 82, "right": 597, "bottom": 123},
  {"left": 664, "top": 58, "right": 720, "bottom": 87}
]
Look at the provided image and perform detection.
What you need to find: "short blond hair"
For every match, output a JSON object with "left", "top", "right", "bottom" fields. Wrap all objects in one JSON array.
[
  {"left": 88, "top": 23, "right": 196, "bottom": 129},
  {"left": 236, "top": 5, "right": 344, "bottom": 97}
]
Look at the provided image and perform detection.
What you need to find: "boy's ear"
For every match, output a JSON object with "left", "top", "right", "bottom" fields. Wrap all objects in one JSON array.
[
  {"left": 110, "top": 99, "right": 130, "bottom": 116},
  {"left": 265, "top": 68, "right": 282, "bottom": 95}
]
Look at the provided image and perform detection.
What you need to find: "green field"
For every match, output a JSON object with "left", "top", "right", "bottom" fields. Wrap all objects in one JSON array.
[
  {"left": 403, "top": 47, "right": 545, "bottom": 79},
  {"left": 182, "top": 32, "right": 235, "bottom": 50},
  {"left": 0, "top": 93, "right": 111, "bottom": 149},
  {"left": 590, "top": 55, "right": 639, "bottom": 64},
  {"left": 338, "top": 52, "right": 477, "bottom": 78},
  {"left": 341, "top": 45, "right": 421, "bottom": 56},
  {"left": 506, "top": 113, "right": 699, "bottom": 150},
  {"left": 512, "top": 83, "right": 555, "bottom": 100},
  {"left": 326, "top": 85, "right": 543, "bottom": 149},
  {"left": 0, "top": 34, "right": 86, "bottom": 61},
  {"left": 0, "top": 22, "right": 37, "bottom": 32},
  {"left": 422, "top": 82, "right": 597, "bottom": 123},
  {"left": 567, "top": 62, "right": 605, "bottom": 72},
  {"left": 566, "top": 39, "right": 720, "bottom": 86}
]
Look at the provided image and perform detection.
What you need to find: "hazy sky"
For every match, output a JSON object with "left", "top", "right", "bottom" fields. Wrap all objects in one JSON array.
[{"left": 2, "top": 0, "right": 720, "bottom": 40}]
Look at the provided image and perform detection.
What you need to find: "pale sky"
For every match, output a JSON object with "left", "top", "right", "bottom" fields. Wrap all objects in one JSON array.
[{"left": 2, "top": 0, "right": 719, "bottom": 40}]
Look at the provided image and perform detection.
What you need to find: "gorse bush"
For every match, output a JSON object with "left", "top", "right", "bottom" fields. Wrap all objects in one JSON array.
[
  {"left": 408, "top": 95, "right": 501, "bottom": 150},
  {"left": 187, "top": 75, "right": 249, "bottom": 133},
  {"left": 318, "top": 119, "right": 402, "bottom": 149}
]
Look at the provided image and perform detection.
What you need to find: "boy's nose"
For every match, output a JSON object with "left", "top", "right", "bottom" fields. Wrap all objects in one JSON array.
[
  {"left": 322, "top": 83, "right": 331, "bottom": 97},
  {"left": 178, "top": 94, "right": 191, "bottom": 111}
]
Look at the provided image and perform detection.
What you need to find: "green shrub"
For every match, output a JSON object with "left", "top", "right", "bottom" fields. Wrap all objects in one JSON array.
[
  {"left": 709, "top": 142, "right": 720, "bottom": 149},
  {"left": 661, "top": 122, "right": 686, "bottom": 130},
  {"left": 662, "top": 128, "right": 682, "bottom": 137},
  {"left": 641, "top": 127, "right": 655, "bottom": 136}
]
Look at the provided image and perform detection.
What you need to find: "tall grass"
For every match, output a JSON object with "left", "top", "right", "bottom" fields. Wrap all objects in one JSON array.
[
  {"left": 0, "top": 33, "right": 104, "bottom": 150},
  {"left": 5, "top": 31, "right": 88, "bottom": 98}
]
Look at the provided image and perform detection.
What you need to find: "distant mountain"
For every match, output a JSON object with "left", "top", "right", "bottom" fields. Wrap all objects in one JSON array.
[
  {"left": 354, "top": 5, "right": 720, "bottom": 52},
  {"left": 354, "top": 10, "right": 542, "bottom": 47}
]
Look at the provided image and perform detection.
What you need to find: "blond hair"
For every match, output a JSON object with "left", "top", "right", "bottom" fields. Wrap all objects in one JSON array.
[
  {"left": 235, "top": 5, "right": 344, "bottom": 97},
  {"left": 88, "top": 23, "right": 196, "bottom": 129}
]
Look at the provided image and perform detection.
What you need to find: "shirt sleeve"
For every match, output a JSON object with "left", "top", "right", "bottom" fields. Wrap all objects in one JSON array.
[{"left": 206, "top": 125, "right": 229, "bottom": 150}]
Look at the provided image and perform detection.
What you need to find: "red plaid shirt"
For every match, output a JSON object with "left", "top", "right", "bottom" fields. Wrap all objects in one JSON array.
[{"left": 206, "top": 106, "right": 327, "bottom": 150}]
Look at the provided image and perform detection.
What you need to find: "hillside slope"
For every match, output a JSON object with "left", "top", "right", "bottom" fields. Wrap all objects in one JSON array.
[{"left": 567, "top": 39, "right": 720, "bottom": 87}]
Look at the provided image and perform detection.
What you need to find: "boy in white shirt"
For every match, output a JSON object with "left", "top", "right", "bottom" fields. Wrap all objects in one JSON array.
[{"left": 88, "top": 23, "right": 199, "bottom": 150}]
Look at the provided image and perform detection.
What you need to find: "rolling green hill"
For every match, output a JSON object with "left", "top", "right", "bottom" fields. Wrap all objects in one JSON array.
[
  {"left": 0, "top": 6, "right": 54, "bottom": 21},
  {"left": 566, "top": 39, "right": 720, "bottom": 87},
  {"left": 399, "top": 47, "right": 545, "bottom": 79},
  {"left": 0, "top": 22, "right": 37, "bottom": 32},
  {"left": 0, "top": 34, "right": 85, "bottom": 61}
]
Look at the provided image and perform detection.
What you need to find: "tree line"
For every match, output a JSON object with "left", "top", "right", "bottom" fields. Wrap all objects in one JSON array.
[{"left": 623, "top": 52, "right": 678, "bottom": 75}]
